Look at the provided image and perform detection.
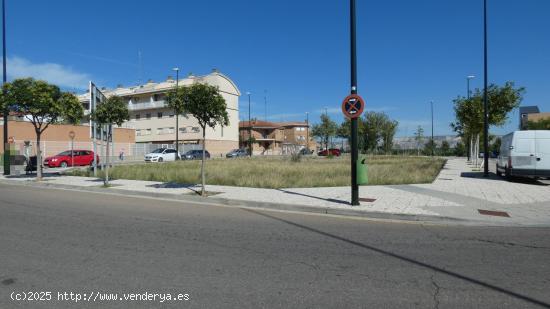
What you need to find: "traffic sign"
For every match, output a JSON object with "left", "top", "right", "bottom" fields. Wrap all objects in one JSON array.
[{"left": 341, "top": 94, "right": 365, "bottom": 119}]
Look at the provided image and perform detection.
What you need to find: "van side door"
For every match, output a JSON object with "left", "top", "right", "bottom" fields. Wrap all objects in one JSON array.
[
  {"left": 513, "top": 132, "right": 536, "bottom": 175},
  {"left": 535, "top": 131, "right": 550, "bottom": 175}
]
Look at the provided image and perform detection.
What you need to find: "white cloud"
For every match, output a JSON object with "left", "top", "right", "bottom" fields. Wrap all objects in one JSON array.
[{"left": 5, "top": 56, "right": 91, "bottom": 90}]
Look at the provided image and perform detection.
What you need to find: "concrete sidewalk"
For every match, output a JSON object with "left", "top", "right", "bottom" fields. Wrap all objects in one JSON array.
[{"left": 2, "top": 158, "right": 550, "bottom": 226}]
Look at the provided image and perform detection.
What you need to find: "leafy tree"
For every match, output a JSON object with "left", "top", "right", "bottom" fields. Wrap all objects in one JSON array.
[
  {"left": 176, "top": 83, "right": 228, "bottom": 196},
  {"left": 451, "top": 82, "right": 524, "bottom": 163},
  {"left": 527, "top": 119, "right": 550, "bottom": 130},
  {"left": 381, "top": 119, "right": 398, "bottom": 154},
  {"left": 490, "top": 136, "right": 502, "bottom": 154},
  {"left": 414, "top": 126, "right": 424, "bottom": 155},
  {"left": 362, "top": 111, "right": 388, "bottom": 153},
  {"left": 454, "top": 141, "right": 466, "bottom": 157},
  {"left": 440, "top": 140, "right": 450, "bottom": 156},
  {"left": 423, "top": 139, "right": 436, "bottom": 156},
  {"left": 166, "top": 86, "right": 187, "bottom": 158},
  {"left": 311, "top": 114, "right": 337, "bottom": 151},
  {"left": 5, "top": 78, "right": 83, "bottom": 180},
  {"left": 91, "top": 96, "right": 129, "bottom": 185}
]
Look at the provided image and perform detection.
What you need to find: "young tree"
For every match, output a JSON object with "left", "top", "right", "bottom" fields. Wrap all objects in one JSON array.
[
  {"left": 177, "top": 83, "right": 228, "bottom": 196},
  {"left": 414, "top": 126, "right": 424, "bottom": 156},
  {"left": 440, "top": 140, "right": 450, "bottom": 156},
  {"left": 91, "top": 96, "right": 129, "bottom": 185},
  {"left": 361, "top": 111, "right": 388, "bottom": 153},
  {"left": 311, "top": 114, "right": 337, "bottom": 151},
  {"left": 166, "top": 86, "right": 187, "bottom": 158},
  {"left": 5, "top": 78, "right": 83, "bottom": 180},
  {"left": 381, "top": 119, "right": 398, "bottom": 154}
]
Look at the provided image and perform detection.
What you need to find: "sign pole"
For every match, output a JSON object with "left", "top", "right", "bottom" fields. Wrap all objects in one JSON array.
[{"left": 350, "top": 0, "right": 359, "bottom": 205}]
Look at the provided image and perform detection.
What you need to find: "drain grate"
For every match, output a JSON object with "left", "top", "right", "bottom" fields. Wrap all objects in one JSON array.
[
  {"left": 359, "top": 198, "right": 377, "bottom": 203},
  {"left": 478, "top": 209, "right": 510, "bottom": 217}
]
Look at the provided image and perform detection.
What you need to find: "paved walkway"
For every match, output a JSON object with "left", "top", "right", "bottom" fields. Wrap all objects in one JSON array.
[{"left": 2, "top": 158, "right": 550, "bottom": 225}]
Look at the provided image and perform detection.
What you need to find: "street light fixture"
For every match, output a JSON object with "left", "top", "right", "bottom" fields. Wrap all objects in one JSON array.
[
  {"left": 467, "top": 75, "right": 475, "bottom": 99},
  {"left": 305, "top": 112, "right": 309, "bottom": 153},
  {"left": 430, "top": 101, "right": 434, "bottom": 156},
  {"left": 483, "top": 0, "right": 489, "bottom": 177},
  {"left": 172, "top": 67, "right": 180, "bottom": 159},
  {"left": 2, "top": 0, "right": 9, "bottom": 175}
]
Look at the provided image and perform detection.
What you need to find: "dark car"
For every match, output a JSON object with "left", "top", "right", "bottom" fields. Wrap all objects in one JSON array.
[
  {"left": 226, "top": 149, "right": 248, "bottom": 158},
  {"left": 183, "top": 149, "right": 210, "bottom": 160},
  {"left": 318, "top": 148, "right": 341, "bottom": 157},
  {"left": 44, "top": 150, "right": 99, "bottom": 168},
  {"left": 299, "top": 148, "right": 314, "bottom": 155}
]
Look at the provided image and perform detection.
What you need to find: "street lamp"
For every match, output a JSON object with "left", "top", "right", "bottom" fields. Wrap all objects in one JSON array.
[
  {"left": 467, "top": 75, "right": 475, "bottom": 99},
  {"left": 483, "top": 0, "right": 489, "bottom": 177},
  {"left": 172, "top": 67, "right": 180, "bottom": 159},
  {"left": 247, "top": 92, "right": 252, "bottom": 157},
  {"left": 2, "top": 0, "right": 9, "bottom": 175},
  {"left": 69, "top": 131, "right": 75, "bottom": 167},
  {"left": 430, "top": 101, "right": 434, "bottom": 156}
]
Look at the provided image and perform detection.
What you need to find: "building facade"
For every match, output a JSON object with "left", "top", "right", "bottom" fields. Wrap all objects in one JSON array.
[
  {"left": 79, "top": 70, "right": 240, "bottom": 155},
  {"left": 239, "top": 120, "right": 315, "bottom": 155}
]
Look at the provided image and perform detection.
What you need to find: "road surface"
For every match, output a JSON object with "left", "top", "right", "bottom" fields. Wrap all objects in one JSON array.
[{"left": 1, "top": 184, "right": 549, "bottom": 308}]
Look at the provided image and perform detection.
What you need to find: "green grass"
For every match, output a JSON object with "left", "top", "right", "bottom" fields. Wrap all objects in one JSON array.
[{"left": 68, "top": 156, "right": 446, "bottom": 189}]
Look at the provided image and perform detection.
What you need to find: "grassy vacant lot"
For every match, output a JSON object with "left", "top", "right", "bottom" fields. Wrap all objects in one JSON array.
[{"left": 70, "top": 156, "right": 446, "bottom": 189}]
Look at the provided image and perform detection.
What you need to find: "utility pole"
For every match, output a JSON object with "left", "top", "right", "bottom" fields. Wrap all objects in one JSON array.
[
  {"left": 305, "top": 112, "right": 309, "bottom": 152},
  {"left": 483, "top": 0, "right": 489, "bottom": 177},
  {"left": 173, "top": 67, "right": 180, "bottom": 158},
  {"left": 467, "top": 75, "right": 475, "bottom": 99},
  {"left": 2, "top": 0, "right": 9, "bottom": 175},
  {"left": 350, "top": 0, "right": 359, "bottom": 206}
]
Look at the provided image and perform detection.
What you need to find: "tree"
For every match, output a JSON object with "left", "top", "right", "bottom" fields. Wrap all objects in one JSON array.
[
  {"left": 311, "top": 114, "right": 337, "bottom": 151},
  {"left": 490, "top": 136, "right": 502, "bottom": 155},
  {"left": 5, "top": 78, "right": 83, "bottom": 180},
  {"left": 166, "top": 86, "right": 187, "bottom": 158},
  {"left": 451, "top": 82, "right": 524, "bottom": 164},
  {"left": 527, "top": 119, "right": 550, "bottom": 130},
  {"left": 381, "top": 119, "right": 398, "bottom": 154},
  {"left": 414, "top": 126, "right": 424, "bottom": 155},
  {"left": 423, "top": 139, "right": 436, "bottom": 156},
  {"left": 176, "top": 83, "right": 228, "bottom": 196},
  {"left": 91, "top": 96, "right": 129, "bottom": 185},
  {"left": 440, "top": 140, "right": 450, "bottom": 156},
  {"left": 454, "top": 141, "right": 466, "bottom": 157}
]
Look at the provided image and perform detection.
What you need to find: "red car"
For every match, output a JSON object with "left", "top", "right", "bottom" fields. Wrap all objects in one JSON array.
[
  {"left": 318, "top": 148, "right": 341, "bottom": 157},
  {"left": 44, "top": 150, "right": 99, "bottom": 168}
]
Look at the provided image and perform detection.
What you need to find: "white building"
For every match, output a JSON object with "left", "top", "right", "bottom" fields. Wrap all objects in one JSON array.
[{"left": 79, "top": 70, "right": 240, "bottom": 155}]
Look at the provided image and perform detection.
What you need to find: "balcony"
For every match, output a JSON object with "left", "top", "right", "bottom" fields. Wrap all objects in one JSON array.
[{"left": 128, "top": 100, "right": 166, "bottom": 111}]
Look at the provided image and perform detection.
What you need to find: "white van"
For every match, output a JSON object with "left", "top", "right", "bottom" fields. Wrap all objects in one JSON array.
[{"left": 496, "top": 130, "right": 550, "bottom": 179}]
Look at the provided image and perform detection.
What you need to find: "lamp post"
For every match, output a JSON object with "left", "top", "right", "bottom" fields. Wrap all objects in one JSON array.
[
  {"left": 247, "top": 92, "right": 252, "bottom": 157},
  {"left": 305, "top": 112, "right": 309, "bottom": 153},
  {"left": 430, "top": 101, "right": 434, "bottom": 156},
  {"left": 2, "top": 0, "right": 9, "bottom": 175},
  {"left": 264, "top": 90, "right": 267, "bottom": 121},
  {"left": 172, "top": 67, "right": 180, "bottom": 159},
  {"left": 467, "top": 75, "right": 475, "bottom": 99},
  {"left": 69, "top": 131, "right": 75, "bottom": 167},
  {"left": 483, "top": 0, "right": 489, "bottom": 177},
  {"left": 350, "top": 0, "right": 359, "bottom": 205}
]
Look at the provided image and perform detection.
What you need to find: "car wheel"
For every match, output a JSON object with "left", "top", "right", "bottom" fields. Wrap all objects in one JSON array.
[
  {"left": 158, "top": 157, "right": 163, "bottom": 162},
  {"left": 504, "top": 166, "right": 511, "bottom": 180},
  {"left": 60, "top": 161, "right": 68, "bottom": 168},
  {"left": 496, "top": 164, "right": 502, "bottom": 177}
]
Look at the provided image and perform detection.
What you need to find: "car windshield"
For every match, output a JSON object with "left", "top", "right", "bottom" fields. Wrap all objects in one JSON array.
[
  {"left": 230, "top": 149, "right": 240, "bottom": 153},
  {"left": 57, "top": 151, "right": 72, "bottom": 156},
  {"left": 151, "top": 149, "right": 165, "bottom": 153}
]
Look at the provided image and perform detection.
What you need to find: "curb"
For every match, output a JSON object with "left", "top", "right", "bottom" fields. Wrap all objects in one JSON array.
[{"left": 0, "top": 178, "right": 472, "bottom": 225}]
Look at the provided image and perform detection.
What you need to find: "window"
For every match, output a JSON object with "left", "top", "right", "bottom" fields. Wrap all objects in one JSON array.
[
  {"left": 179, "top": 127, "right": 187, "bottom": 133},
  {"left": 157, "top": 112, "right": 163, "bottom": 119},
  {"left": 167, "top": 127, "right": 175, "bottom": 134},
  {"left": 192, "top": 127, "right": 200, "bottom": 133},
  {"left": 169, "top": 112, "right": 174, "bottom": 118},
  {"left": 145, "top": 129, "right": 152, "bottom": 135},
  {"left": 156, "top": 128, "right": 163, "bottom": 135},
  {"left": 146, "top": 113, "right": 151, "bottom": 119},
  {"left": 136, "top": 129, "right": 142, "bottom": 136},
  {"left": 135, "top": 114, "right": 141, "bottom": 120},
  {"left": 296, "top": 127, "right": 305, "bottom": 132}
]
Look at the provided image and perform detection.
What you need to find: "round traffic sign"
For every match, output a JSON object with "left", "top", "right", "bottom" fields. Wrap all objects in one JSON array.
[
  {"left": 341, "top": 94, "right": 365, "bottom": 118},
  {"left": 69, "top": 130, "right": 76, "bottom": 140}
]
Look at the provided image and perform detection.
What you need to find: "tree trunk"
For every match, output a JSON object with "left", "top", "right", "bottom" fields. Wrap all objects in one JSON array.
[
  {"left": 105, "top": 125, "right": 110, "bottom": 186},
  {"left": 36, "top": 131, "right": 42, "bottom": 181},
  {"left": 201, "top": 128, "right": 206, "bottom": 196}
]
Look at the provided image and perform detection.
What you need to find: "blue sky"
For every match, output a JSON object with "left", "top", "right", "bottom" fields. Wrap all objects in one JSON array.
[{"left": 4, "top": 0, "right": 550, "bottom": 136}]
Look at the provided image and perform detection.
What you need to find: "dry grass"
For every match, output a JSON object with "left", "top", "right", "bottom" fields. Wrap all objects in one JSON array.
[{"left": 69, "top": 155, "right": 446, "bottom": 189}]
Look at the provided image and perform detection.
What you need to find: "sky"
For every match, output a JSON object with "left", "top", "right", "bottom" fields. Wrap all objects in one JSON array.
[{"left": 4, "top": 0, "right": 550, "bottom": 137}]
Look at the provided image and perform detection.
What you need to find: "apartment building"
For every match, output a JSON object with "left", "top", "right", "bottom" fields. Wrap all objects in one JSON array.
[
  {"left": 239, "top": 120, "right": 315, "bottom": 155},
  {"left": 79, "top": 70, "right": 240, "bottom": 155}
]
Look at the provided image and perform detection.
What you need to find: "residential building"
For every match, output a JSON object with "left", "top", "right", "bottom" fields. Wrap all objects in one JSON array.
[
  {"left": 519, "top": 106, "right": 550, "bottom": 130},
  {"left": 79, "top": 70, "right": 240, "bottom": 155},
  {"left": 239, "top": 120, "right": 315, "bottom": 155}
]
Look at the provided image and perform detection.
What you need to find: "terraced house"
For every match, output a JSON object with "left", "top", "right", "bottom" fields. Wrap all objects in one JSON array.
[
  {"left": 239, "top": 120, "right": 315, "bottom": 155},
  {"left": 79, "top": 70, "right": 240, "bottom": 156}
]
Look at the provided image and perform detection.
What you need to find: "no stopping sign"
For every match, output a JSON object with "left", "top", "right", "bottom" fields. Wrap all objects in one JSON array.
[{"left": 341, "top": 94, "right": 365, "bottom": 118}]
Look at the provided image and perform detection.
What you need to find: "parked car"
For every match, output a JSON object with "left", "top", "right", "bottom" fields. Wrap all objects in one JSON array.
[
  {"left": 299, "top": 148, "right": 314, "bottom": 155},
  {"left": 44, "top": 150, "right": 99, "bottom": 168},
  {"left": 496, "top": 130, "right": 550, "bottom": 179},
  {"left": 183, "top": 149, "right": 210, "bottom": 160},
  {"left": 144, "top": 148, "right": 180, "bottom": 162},
  {"left": 226, "top": 148, "right": 248, "bottom": 158},
  {"left": 318, "top": 148, "right": 341, "bottom": 157}
]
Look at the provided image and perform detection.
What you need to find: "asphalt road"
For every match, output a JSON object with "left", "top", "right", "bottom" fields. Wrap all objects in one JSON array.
[{"left": 1, "top": 184, "right": 549, "bottom": 309}]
